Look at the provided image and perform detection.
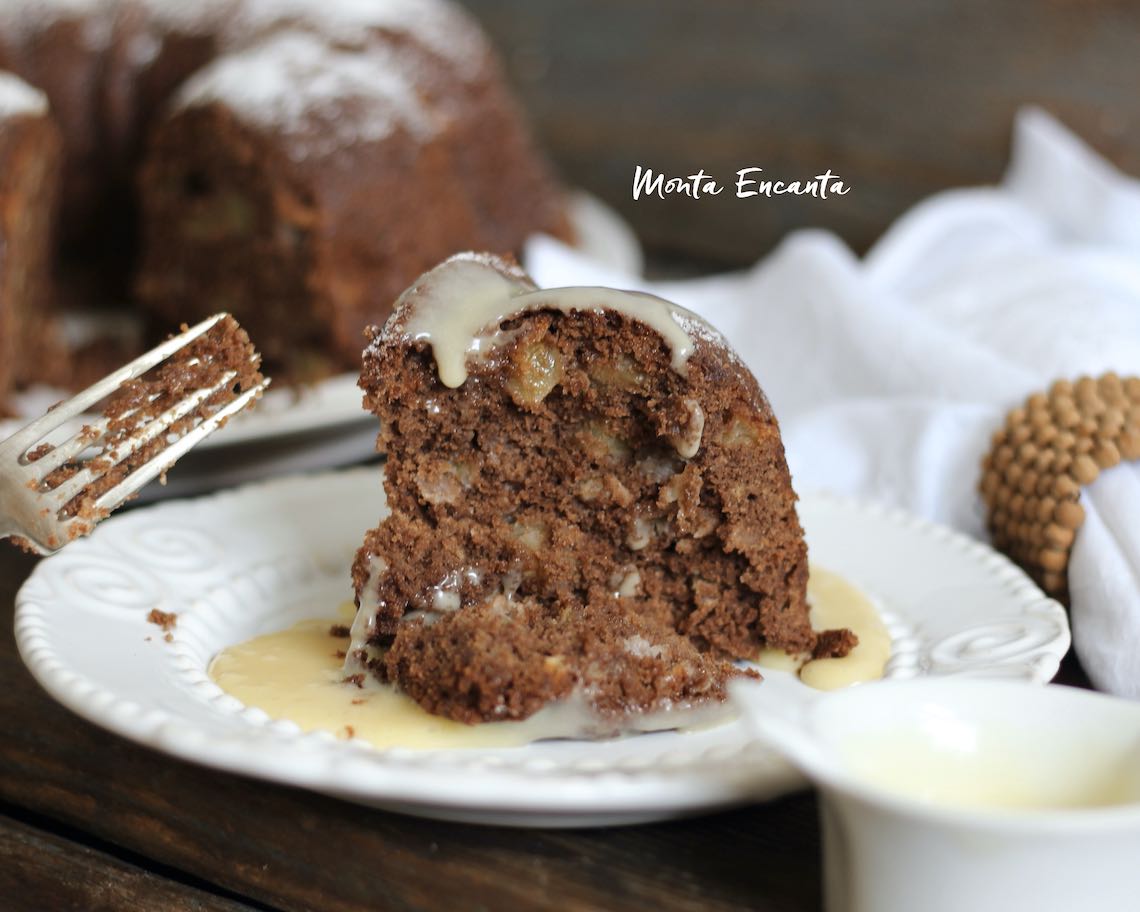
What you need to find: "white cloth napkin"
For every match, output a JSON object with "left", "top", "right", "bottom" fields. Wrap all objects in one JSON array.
[{"left": 523, "top": 108, "right": 1140, "bottom": 698}]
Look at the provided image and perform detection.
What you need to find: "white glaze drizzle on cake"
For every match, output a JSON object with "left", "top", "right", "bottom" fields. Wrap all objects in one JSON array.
[
  {"left": 345, "top": 555, "right": 488, "bottom": 673},
  {"left": 668, "top": 399, "right": 705, "bottom": 459},
  {"left": 0, "top": 71, "right": 48, "bottom": 117},
  {"left": 343, "top": 554, "right": 386, "bottom": 677},
  {"left": 392, "top": 253, "right": 699, "bottom": 389}
]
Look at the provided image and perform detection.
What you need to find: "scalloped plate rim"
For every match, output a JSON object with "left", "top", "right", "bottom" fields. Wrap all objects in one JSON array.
[{"left": 14, "top": 468, "right": 1071, "bottom": 827}]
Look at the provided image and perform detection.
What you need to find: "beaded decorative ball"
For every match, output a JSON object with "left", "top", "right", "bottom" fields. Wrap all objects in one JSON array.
[{"left": 981, "top": 373, "right": 1140, "bottom": 600}]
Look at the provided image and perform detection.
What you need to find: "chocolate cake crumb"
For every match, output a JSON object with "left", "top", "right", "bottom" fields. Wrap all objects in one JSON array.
[
  {"left": 328, "top": 624, "right": 350, "bottom": 638},
  {"left": 812, "top": 627, "right": 859, "bottom": 660},
  {"left": 349, "top": 254, "right": 852, "bottom": 730},
  {"left": 147, "top": 608, "right": 178, "bottom": 631},
  {"left": 8, "top": 535, "right": 38, "bottom": 555}
]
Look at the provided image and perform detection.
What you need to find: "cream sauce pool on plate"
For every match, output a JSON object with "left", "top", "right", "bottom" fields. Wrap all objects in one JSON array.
[
  {"left": 756, "top": 566, "right": 892, "bottom": 690},
  {"left": 207, "top": 605, "right": 539, "bottom": 750},
  {"left": 208, "top": 564, "right": 890, "bottom": 748}
]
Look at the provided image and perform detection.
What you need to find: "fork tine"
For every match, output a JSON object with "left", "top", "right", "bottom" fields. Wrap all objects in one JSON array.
[
  {"left": 25, "top": 417, "right": 111, "bottom": 477},
  {"left": 45, "top": 370, "right": 240, "bottom": 509},
  {"left": 5, "top": 313, "right": 227, "bottom": 457},
  {"left": 84, "top": 378, "right": 270, "bottom": 515}
]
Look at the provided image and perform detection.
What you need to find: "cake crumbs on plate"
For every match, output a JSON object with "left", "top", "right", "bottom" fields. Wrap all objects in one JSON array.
[{"left": 147, "top": 608, "right": 178, "bottom": 631}]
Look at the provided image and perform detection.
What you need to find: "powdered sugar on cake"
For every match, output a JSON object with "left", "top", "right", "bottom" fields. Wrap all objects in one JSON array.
[
  {"left": 120, "top": 0, "right": 240, "bottom": 68},
  {"left": 230, "top": 0, "right": 488, "bottom": 78},
  {"left": 0, "top": 0, "right": 107, "bottom": 30},
  {"left": 0, "top": 0, "right": 114, "bottom": 51},
  {"left": 0, "top": 72, "right": 48, "bottom": 117},
  {"left": 124, "top": 0, "right": 239, "bottom": 34},
  {"left": 174, "top": 30, "right": 439, "bottom": 160}
]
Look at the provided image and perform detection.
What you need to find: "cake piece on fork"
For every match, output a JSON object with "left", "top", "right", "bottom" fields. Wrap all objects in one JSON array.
[{"left": 0, "top": 313, "right": 267, "bottom": 553}]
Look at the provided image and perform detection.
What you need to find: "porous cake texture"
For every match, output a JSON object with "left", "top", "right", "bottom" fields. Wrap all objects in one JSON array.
[{"left": 349, "top": 254, "right": 853, "bottom": 731}]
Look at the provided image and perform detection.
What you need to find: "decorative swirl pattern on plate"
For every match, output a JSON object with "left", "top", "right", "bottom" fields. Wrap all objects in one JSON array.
[
  {"left": 927, "top": 613, "right": 1070, "bottom": 675},
  {"left": 56, "top": 557, "right": 165, "bottom": 615},
  {"left": 115, "top": 524, "right": 225, "bottom": 574},
  {"left": 14, "top": 471, "right": 1072, "bottom": 825}
]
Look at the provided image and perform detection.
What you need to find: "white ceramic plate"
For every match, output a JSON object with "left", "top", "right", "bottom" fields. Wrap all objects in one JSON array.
[
  {"left": 15, "top": 469, "right": 1070, "bottom": 828},
  {"left": 0, "top": 192, "right": 641, "bottom": 454}
]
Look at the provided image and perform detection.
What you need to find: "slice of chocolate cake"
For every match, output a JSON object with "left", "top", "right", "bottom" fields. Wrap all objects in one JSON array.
[{"left": 350, "top": 254, "right": 852, "bottom": 734}]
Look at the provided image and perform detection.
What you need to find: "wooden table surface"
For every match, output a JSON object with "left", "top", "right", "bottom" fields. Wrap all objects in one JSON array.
[{"left": 0, "top": 535, "right": 1090, "bottom": 912}]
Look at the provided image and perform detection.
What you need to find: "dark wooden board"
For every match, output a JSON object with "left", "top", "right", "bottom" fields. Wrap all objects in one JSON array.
[
  {"left": 0, "top": 544, "right": 823, "bottom": 912},
  {"left": 0, "top": 814, "right": 261, "bottom": 912},
  {"left": 459, "top": 0, "right": 1140, "bottom": 266}
]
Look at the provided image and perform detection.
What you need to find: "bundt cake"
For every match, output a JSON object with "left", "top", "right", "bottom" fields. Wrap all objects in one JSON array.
[
  {"left": 0, "top": 0, "right": 570, "bottom": 382},
  {"left": 0, "top": 71, "right": 61, "bottom": 411},
  {"left": 348, "top": 254, "right": 853, "bottom": 733}
]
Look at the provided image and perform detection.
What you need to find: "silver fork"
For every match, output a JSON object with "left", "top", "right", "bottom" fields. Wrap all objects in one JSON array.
[{"left": 0, "top": 313, "right": 269, "bottom": 554}]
